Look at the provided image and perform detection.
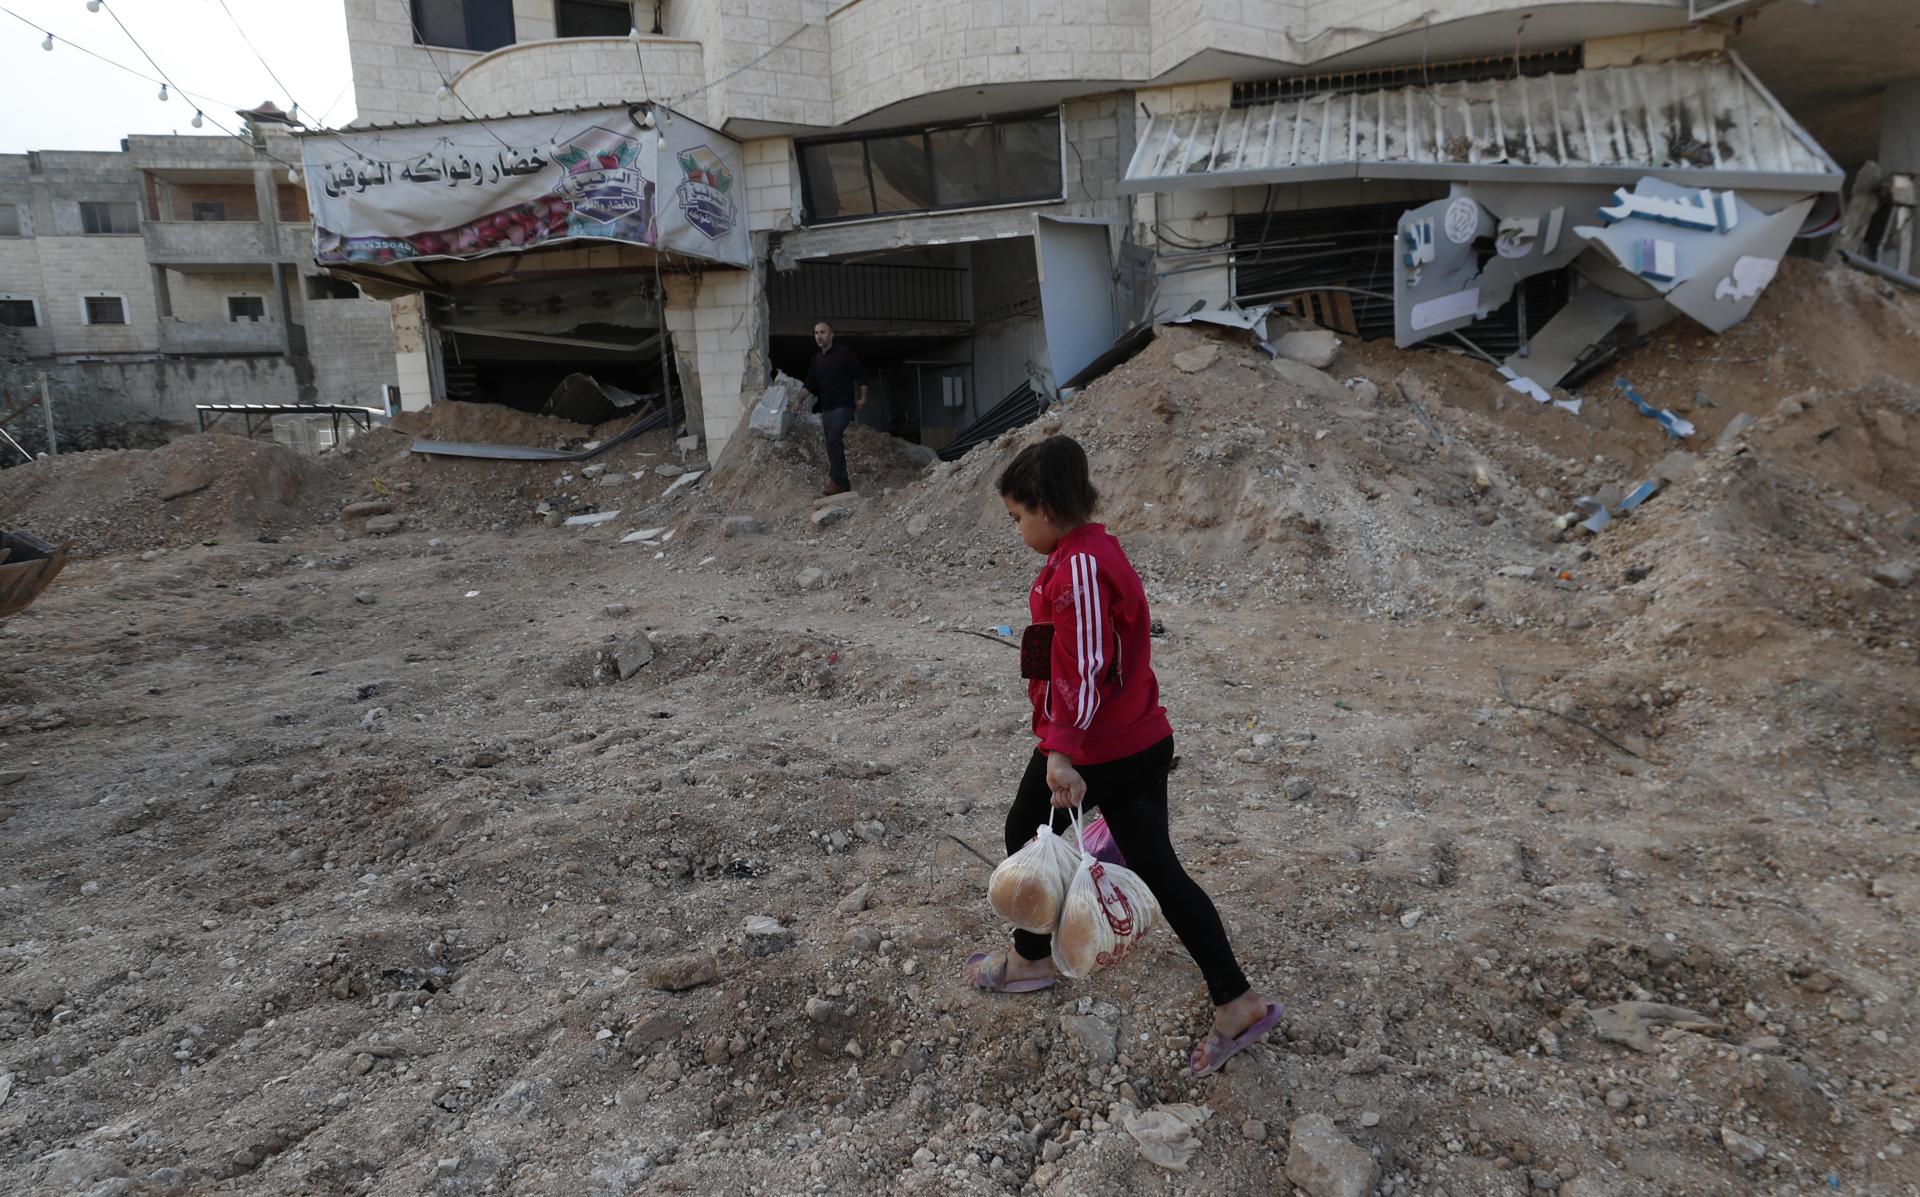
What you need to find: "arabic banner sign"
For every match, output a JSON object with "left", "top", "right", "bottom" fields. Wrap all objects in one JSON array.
[{"left": 301, "top": 105, "right": 750, "bottom": 269}]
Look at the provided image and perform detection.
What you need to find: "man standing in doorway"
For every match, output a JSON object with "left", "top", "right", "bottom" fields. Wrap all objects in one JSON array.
[{"left": 796, "top": 320, "right": 869, "bottom": 497}]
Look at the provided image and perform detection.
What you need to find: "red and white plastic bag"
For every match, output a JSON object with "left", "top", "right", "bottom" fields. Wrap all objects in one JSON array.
[{"left": 1054, "top": 809, "right": 1160, "bottom": 978}]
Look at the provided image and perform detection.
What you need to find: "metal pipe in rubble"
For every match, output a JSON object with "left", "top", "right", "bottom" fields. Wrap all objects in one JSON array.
[{"left": 1842, "top": 250, "right": 1920, "bottom": 293}]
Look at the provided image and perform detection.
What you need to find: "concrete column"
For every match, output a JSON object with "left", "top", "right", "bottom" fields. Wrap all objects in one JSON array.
[
  {"left": 153, "top": 176, "right": 175, "bottom": 222},
  {"left": 149, "top": 266, "right": 174, "bottom": 321},
  {"left": 253, "top": 167, "right": 279, "bottom": 232},
  {"left": 1882, "top": 78, "right": 1920, "bottom": 176}
]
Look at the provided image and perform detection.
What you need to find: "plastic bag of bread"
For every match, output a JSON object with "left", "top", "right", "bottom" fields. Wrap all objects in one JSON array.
[
  {"left": 988, "top": 821, "right": 1079, "bottom": 933},
  {"left": 1054, "top": 810, "right": 1160, "bottom": 979}
]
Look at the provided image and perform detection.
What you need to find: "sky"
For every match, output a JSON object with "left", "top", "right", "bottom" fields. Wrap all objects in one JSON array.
[{"left": 0, "top": 0, "right": 356, "bottom": 154}]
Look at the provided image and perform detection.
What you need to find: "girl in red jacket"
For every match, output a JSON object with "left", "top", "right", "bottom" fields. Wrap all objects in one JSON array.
[{"left": 964, "top": 435, "right": 1282, "bottom": 1077}]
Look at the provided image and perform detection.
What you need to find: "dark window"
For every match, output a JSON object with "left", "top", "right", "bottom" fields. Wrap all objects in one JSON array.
[
  {"left": 228, "top": 296, "right": 267, "bottom": 323},
  {"left": 84, "top": 296, "right": 128, "bottom": 325},
  {"left": 0, "top": 205, "right": 21, "bottom": 237},
  {"left": 558, "top": 0, "right": 632, "bottom": 37},
  {"left": 410, "top": 0, "right": 515, "bottom": 52},
  {"left": 80, "top": 201, "right": 139, "bottom": 235},
  {"left": 0, "top": 299, "right": 37, "bottom": 327},
  {"left": 799, "top": 112, "right": 1063, "bottom": 224},
  {"left": 305, "top": 274, "right": 361, "bottom": 301},
  {"left": 191, "top": 201, "right": 227, "bottom": 222}
]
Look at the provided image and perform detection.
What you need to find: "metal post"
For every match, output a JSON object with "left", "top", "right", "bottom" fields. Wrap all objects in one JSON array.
[{"left": 39, "top": 372, "right": 55, "bottom": 457}]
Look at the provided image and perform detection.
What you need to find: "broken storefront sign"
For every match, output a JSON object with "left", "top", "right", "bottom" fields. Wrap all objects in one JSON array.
[{"left": 300, "top": 105, "right": 749, "bottom": 269}]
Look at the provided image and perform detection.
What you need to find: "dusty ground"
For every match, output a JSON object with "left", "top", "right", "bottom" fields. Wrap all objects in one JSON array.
[{"left": 2, "top": 260, "right": 1918, "bottom": 1197}]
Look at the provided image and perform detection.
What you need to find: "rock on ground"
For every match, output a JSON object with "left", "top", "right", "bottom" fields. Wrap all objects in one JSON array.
[{"left": 1285, "top": 1114, "right": 1379, "bottom": 1197}]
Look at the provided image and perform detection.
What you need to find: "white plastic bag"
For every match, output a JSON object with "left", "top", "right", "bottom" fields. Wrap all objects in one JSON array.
[
  {"left": 988, "top": 821, "right": 1080, "bottom": 934},
  {"left": 1054, "top": 809, "right": 1160, "bottom": 978}
]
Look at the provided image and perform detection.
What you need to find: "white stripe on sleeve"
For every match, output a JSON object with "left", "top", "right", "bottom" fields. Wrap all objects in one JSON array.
[{"left": 1072, "top": 554, "right": 1104, "bottom": 730}]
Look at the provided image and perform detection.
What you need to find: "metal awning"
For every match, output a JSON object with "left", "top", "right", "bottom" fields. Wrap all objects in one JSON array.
[{"left": 1123, "top": 54, "right": 1842, "bottom": 194}]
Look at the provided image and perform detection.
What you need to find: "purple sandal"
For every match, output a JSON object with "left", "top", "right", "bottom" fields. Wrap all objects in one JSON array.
[
  {"left": 965, "top": 950, "right": 1058, "bottom": 994},
  {"left": 1190, "top": 1001, "right": 1284, "bottom": 1076}
]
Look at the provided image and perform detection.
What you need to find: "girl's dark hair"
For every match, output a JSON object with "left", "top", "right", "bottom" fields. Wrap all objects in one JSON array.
[{"left": 997, "top": 435, "right": 1099, "bottom": 524}]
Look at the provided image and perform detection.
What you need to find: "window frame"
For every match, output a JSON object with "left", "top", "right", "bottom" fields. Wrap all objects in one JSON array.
[
  {"left": 226, "top": 295, "right": 269, "bottom": 324},
  {"left": 0, "top": 294, "right": 42, "bottom": 328},
  {"left": 797, "top": 108, "right": 1067, "bottom": 226},
  {"left": 409, "top": 0, "right": 516, "bottom": 53},
  {"left": 556, "top": 0, "right": 634, "bottom": 38},
  {"left": 0, "top": 204, "right": 24, "bottom": 238},
  {"left": 79, "top": 201, "right": 140, "bottom": 236},
  {"left": 81, "top": 293, "right": 130, "bottom": 326}
]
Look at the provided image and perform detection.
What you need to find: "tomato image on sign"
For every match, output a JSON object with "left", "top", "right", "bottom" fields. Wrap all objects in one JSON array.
[
  {"left": 675, "top": 145, "right": 738, "bottom": 241},
  {"left": 553, "top": 137, "right": 652, "bottom": 227}
]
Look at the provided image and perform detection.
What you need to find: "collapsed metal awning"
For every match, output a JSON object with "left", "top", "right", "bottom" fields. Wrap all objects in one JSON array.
[{"left": 1122, "top": 54, "right": 1842, "bottom": 194}]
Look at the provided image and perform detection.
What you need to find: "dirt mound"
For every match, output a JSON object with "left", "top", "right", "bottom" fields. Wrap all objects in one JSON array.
[
  {"left": 391, "top": 399, "right": 594, "bottom": 447},
  {"left": 706, "top": 405, "right": 936, "bottom": 510},
  {"left": 334, "top": 406, "right": 685, "bottom": 534},
  {"left": 0, "top": 433, "right": 344, "bottom": 557}
]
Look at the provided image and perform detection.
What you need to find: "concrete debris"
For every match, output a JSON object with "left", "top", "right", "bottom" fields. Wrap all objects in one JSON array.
[
  {"left": 364, "top": 514, "right": 404, "bottom": 535},
  {"left": 563, "top": 511, "right": 621, "bottom": 527},
  {"left": 1269, "top": 356, "right": 1352, "bottom": 403},
  {"left": 158, "top": 464, "right": 214, "bottom": 502},
  {"left": 615, "top": 634, "right": 655, "bottom": 680},
  {"left": 812, "top": 506, "right": 850, "bottom": 528},
  {"left": 796, "top": 567, "right": 827, "bottom": 590},
  {"left": 1057, "top": 1013, "right": 1117, "bottom": 1064},
  {"left": 722, "top": 516, "right": 762, "bottom": 536},
  {"left": 1124, "top": 1102, "right": 1210, "bottom": 1170},
  {"left": 1715, "top": 412, "right": 1758, "bottom": 452},
  {"left": 742, "top": 915, "right": 791, "bottom": 956},
  {"left": 621, "top": 527, "right": 667, "bottom": 544},
  {"left": 906, "top": 513, "right": 932, "bottom": 537},
  {"left": 1285, "top": 1113, "right": 1380, "bottom": 1197},
  {"left": 646, "top": 953, "right": 719, "bottom": 991},
  {"left": 1588, "top": 1001, "right": 1719, "bottom": 1052},
  {"left": 1271, "top": 328, "right": 1342, "bottom": 368},
  {"left": 341, "top": 500, "right": 392, "bottom": 519},
  {"left": 1870, "top": 560, "right": 1915, "bottom": 589},
  {"left": 1173, "top": 343, "right": 1222, "bottom": 373}
]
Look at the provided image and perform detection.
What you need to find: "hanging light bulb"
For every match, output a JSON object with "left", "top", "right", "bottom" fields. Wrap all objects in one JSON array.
[
  {"left": 288, "top": 166, "right": 300, "bottom": 183},
  {"left": 436, "top": 82, "right": 451, "bottom": 100},
  {"left": 157, "top": 83, "right": 168, "bottom": 101},
  {"left": 41, "top": 31, "right": 53, "bottom": 50},
  {"left": 87, "top": 0, "right": 102, "bottom": 11},
  {"left": 191, "top": 110, "right": 204, "bottom": 128},
  {"left": 656, "top": 133, "right": 666, "bottom": 150},
  {"left": 289, "top": 103, "right": 299, "bottom": 121},
  {"left": 628, "top": 25, "right": 642, "bottom": 43}
]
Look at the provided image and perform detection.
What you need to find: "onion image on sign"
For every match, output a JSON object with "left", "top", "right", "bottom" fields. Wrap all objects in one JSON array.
[{"left": 674, "top": 145, "right": 738, "bottom": 241}]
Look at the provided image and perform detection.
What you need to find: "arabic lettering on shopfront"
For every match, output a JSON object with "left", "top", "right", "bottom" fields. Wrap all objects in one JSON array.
[{"left": 320, "top": 150, "right": 553, "bottom": 198}]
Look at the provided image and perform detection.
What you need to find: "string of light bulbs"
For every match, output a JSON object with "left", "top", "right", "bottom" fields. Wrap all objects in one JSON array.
[
  {"left": 403, "top": 8, "right": 514, "bottom": 151},
  {"left": 211, "top": 0, "right": 309, "bottom": 128}
]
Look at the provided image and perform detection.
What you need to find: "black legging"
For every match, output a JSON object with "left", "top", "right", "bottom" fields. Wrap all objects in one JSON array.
[{"left": 1004, "top": 736, "right": 1251, "bottom": 1007}]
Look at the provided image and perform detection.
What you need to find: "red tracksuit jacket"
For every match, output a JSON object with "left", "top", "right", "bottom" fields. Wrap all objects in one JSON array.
[{"left": 1026, "top": 523, "right": 1173, "bottom": 765}]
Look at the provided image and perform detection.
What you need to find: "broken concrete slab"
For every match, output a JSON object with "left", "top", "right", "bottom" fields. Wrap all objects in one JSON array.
[
  {"left": 1870, "top": 560, "right": 1915, "bottom": 589},
  {"left": 1269, "top": 357, "right": 1351, "bottom": 404},
  {"left": 564, "top": 511, "right": 621, "bottom": 527},
  {"left": 1270, "top": 328, "right": 1341, "bottom": 368},
  {"left": 364, "top": 514, "right": 404, "bottom": 535},
  {"left": 812, "top": 507, "right": 850, "bottom": 528},
  {"left": 796, "top": 567, "right": 827, "bottom": 590},
  {"left": 616, "top": 634, "right": 655, "bottom": 680},
  {"left": 1172, "top": 343, "right": 1221, "bottom": 373},
  {"left": 341, "top": 500, "right": 393, "bottom": 519},
  {"left": 1715, "top": 412, "right": 1758, "bottom": 452}
]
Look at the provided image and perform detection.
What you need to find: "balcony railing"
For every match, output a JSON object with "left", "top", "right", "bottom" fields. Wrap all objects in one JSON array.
[{"left": 159, "top": 320, "right": 287, "bottom": 355}]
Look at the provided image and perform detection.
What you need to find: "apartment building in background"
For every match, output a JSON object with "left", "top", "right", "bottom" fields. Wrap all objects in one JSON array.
[
  {"left": 308, "top": 0, "right": 1915, "bottom": 460},
  {"left": 0, "top": 108, "right": 397, "bottom": 444}
]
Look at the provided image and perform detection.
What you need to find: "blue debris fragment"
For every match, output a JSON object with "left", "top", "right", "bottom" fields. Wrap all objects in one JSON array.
[{"left": 1614, "top": 378, "right": 1697, "bottom": 440}]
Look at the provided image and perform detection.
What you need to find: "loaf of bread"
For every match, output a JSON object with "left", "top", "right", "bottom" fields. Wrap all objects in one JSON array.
[
  {"left": 1054, "top": 857, "right": 1161, "bottom": 979},
  {"left": 988, "top": 863, "right": 1067, "bottom": 934},
  {"left": 987, "top": 824, "right": 1079, "bottom": 934}
]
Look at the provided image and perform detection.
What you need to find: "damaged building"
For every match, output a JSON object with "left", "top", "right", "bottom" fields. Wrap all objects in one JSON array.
[
  {"left": 1, "top": 106, "right": 400, "bottom": 448},
  {"left": 310, "top": 0, "right": 1920, "bottom": 460}
]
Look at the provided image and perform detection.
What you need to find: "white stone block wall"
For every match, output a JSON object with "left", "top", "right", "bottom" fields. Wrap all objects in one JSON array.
[
  {"left": 743, "top": 138, "right": 801, "bottom": 233},
  {"left": 450, "top": 38, "right": 709, "bottom": 124}
]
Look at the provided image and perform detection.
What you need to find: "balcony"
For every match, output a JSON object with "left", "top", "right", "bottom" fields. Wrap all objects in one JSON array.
[
  {"left": 449, "top": 37, "right": 710, "bottom": 125},
  {"left": 159, "top": 320, "right": 288, "bottom": 356},
  {"left": 144, "top": 221, "right": 275, "bottom": 266}
]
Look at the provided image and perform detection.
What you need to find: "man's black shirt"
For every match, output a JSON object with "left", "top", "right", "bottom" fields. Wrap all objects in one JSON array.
[{"left": 804, "top": 343, "right": 869, "bottom": 411}]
